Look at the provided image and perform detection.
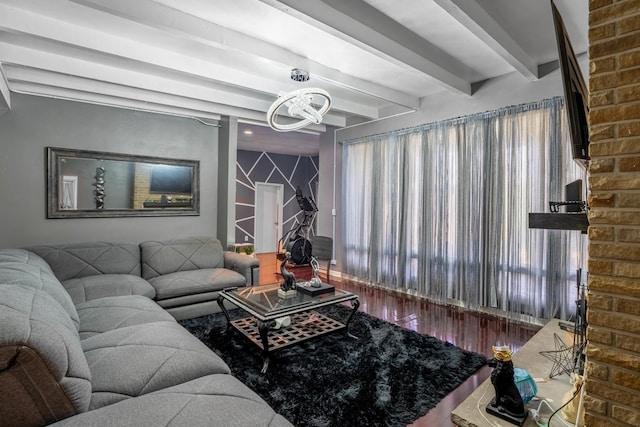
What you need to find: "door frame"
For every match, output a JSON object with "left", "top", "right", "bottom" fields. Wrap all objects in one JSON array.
[{"left": 254, "top": 182, "right": 284, "bottom": 253}]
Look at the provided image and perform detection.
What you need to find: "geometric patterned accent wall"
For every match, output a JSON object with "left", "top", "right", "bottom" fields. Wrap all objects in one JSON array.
[{"left": 235, "top": 150, "right": 319, "bottom": 247}]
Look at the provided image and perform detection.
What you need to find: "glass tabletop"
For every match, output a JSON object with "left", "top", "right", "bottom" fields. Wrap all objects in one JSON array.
[{"left": 221, "top": 282, "right": 357, "bottom": 319}]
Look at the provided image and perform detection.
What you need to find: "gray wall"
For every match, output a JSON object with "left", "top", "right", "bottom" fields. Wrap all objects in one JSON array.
[
  {"left": 217, "top": 116, "right": 238, "bottom": 248},
  {"left": 0, "top": 94, "right": 219, "bottom": 248},
  {"left": 316, "top": 127, "right": 334, "bottom": 237}
]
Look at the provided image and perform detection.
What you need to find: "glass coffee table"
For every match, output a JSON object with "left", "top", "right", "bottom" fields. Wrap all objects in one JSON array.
[{"left": 217, "top": 282, "right": 359, "bottom": 373}]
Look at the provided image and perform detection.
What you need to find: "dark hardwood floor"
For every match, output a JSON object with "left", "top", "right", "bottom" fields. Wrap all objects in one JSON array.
[{"left": 256, "top": 253, "right": 540, "bottom": 427}]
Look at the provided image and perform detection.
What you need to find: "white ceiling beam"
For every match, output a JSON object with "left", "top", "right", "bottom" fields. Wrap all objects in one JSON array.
[
  {"left": 433, "top": 0, "right": 538, "bottom": 80},
  {"left": 7, "top": 68, "right": 234, "bottom": 119},
  {"left": 0, "top": 43, "right": 275, "bottom": 114},
  {"left": 4, "top": 63, "right": 345, "bottom": 128},
  {"left": 0, "top": 4, "right": 273, "bottom": 94},
  {"left": 11, "top": 79, "right": 324, "bottom": 129},
  {"left": 69, "top": 0, "right": 418, "bottom": 111},
  {"left": 13, "top": 80, "right": 329, "bottom": 134},
  {"left": 0, "top": 2, "right": 373, "bottom": 120},
  {"left": 2, "top": 45, "right": 347, "bottom": 127},
  {"left": 260, "top": 0, "right": 472, "bottom": 95},
  {"left": 10, "top": 81, "right": 224, "bottom": 122},
  {"left": 0, "top": 62, "right": 10, "bottom": 111}
]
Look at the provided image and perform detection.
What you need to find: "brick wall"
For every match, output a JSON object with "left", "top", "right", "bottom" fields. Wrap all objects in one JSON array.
[
  {"left": 132, "top": 163, "right": 153, "bottom": 209},
  {"left": 587, "top": 0, "right": 640, "bottom": 425}
]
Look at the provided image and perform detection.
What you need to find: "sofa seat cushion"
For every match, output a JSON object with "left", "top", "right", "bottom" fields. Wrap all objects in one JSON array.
[
  {"left": 50, "top": 375, "right": 294, "bottom": 427},
  {"left": 62, "top": 274, "right": 156, "bottom": 305},
  {"left": 148, "top": 268, "right": 246, "bottom": 301},
  {"left": 76, "top": 296, "right": 176, "bottom": 339},
  {"left": 81, "top": 321, "right": 231, "bottom": 409}
]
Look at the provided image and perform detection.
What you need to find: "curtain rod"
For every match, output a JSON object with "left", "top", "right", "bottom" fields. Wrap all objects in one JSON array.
[{"left": 341, "top": 96, "right": 564, "bottom": 146}]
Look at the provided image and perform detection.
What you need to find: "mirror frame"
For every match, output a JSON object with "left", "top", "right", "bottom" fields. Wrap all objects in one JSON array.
[{"left": 47, "top": 147, "right": 200, "bottom": 218}]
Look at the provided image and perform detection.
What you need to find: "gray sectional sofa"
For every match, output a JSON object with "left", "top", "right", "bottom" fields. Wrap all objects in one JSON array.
[
  {"left": 0, "top": 237, "right": 293, "bottom": 427},
  {"left": 26, "top": 236, "right": 260, "bottom": 320}
]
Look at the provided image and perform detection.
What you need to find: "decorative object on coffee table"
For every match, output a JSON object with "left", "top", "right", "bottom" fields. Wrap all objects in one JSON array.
[
  {"left": 310, "top": 235, "right": 333, "bottom": 281},
  {"left": 296, "top": 255, "right": 335, "bottom": 297},
  {"left": 309, "top": 256, "right": 322, "bottom": 287},
  {"left": 273, "top": 316, "right": 291, "bottom": 330},
  {"left": 278, "top": 252, "right": 297, "bottom": 298},
  {"left": 297, "top": 281, "right": 335, "bottom": 297},
  {"left": 486, "top": 345, "right": 528, "bottom": 426}
]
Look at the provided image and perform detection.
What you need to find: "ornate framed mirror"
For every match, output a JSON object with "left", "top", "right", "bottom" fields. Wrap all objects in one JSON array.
[{"left": 47, "top": 147, "right": 200, "bottom": 218}]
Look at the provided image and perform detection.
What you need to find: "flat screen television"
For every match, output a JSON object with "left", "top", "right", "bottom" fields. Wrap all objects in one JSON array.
[
  {"left": 551, "top": 0, "right": 590, "bottom": 169},
  {"left": 149, "top": 164, "right": 193, "bottom": 194}
]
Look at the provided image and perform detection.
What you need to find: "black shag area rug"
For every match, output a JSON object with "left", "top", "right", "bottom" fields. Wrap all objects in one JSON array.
[{"left": 180, "top": 305, "right": 487, "bottom": 427}]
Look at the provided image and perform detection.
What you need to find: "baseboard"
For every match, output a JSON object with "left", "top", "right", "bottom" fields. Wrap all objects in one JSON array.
[{"left": 336, "top": 272, "right": 546, "bottom": 328}]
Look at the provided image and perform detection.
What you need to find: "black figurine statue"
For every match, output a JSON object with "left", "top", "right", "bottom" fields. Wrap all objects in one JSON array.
[
  {"left": 486, "top": 346, "right": 528, "bottom": 426},
  {"left": 93, "top": 166, "right": 106, "bottom": 210},
  {"left": 280, "top": 252, "right": 297, "bottom": 293}
]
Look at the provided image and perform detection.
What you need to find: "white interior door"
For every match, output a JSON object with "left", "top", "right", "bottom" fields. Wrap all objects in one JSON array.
[{"left": 255, "top": 182, "right": 283, "bottom": 253}]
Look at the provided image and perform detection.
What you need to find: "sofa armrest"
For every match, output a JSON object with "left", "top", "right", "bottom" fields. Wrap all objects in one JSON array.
[{"left": 223, "top": 251, "right": 259, "bottom": 286}]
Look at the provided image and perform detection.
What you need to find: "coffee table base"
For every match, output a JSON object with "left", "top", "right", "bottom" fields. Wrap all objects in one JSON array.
[
  {"left": 217, "top": 291, "right": 359, "bottom": 373},
  {"left": 233, "top": 310, "right": 345, "bottom": 351}
]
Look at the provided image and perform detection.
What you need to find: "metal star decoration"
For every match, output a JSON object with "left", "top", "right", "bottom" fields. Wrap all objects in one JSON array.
[{"left": 539, "top": 333, "right": 584, "bottom": 378}]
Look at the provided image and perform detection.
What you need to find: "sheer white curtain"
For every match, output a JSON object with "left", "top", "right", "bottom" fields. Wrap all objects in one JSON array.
[{"left": 342, "top": 97, "right": 587, "bottom": 323}]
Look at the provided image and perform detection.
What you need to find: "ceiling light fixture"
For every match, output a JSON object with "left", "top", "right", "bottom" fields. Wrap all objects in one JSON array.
[
  {"left": 290, "top": 68, "right": 310, "bottom": 82},
  {"left": 267, "top": 69, "right": 332, "bottom": 132}
]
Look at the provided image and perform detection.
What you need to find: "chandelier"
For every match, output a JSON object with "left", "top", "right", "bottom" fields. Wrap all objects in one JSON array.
[{"left": 267, "top": 69, "right": 332, "bottom": 132}]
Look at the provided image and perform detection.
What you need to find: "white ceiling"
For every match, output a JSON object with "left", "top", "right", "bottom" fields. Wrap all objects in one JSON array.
[{"left": 0, "top": 0, "right": 588, "bottom": 155}]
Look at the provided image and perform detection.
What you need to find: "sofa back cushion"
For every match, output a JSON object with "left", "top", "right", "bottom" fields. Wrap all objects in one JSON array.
[
  {"left": 0, "top": 285, "right": 92, "bottom": 426},
  {"left": 0, "top": 249, "right": 80, "bottom": 330},
  {"left": 0, "top": 248, "right": 52, "bottom": 270},
  {"left": 25, "top": 242, "right": 141, "bottom": 281},
  {"left": 140, "top": 236, "right": 224, "bottom": 279},
  {"left": 0, "top": 261, "right": 81, "bottom": 331}
]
